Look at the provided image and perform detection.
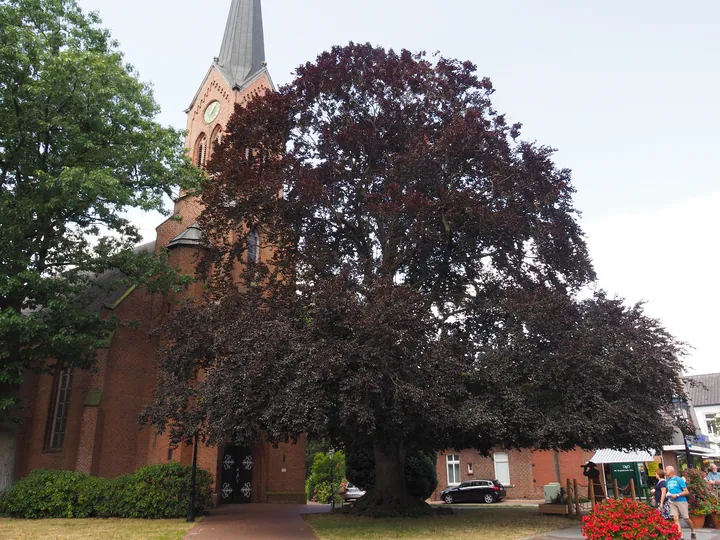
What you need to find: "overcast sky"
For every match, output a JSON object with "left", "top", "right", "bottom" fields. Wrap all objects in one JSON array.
[{"left": 76, "top": 0, "right": 719, "bottom": 375}]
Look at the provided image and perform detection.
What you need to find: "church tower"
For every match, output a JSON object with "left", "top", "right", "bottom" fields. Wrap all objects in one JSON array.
[
  {"left": 156, "top": 0, "right": 274, "bottom": 250},
  {"left": 153, "top": 0, "right": 307, "bottom": 505}
]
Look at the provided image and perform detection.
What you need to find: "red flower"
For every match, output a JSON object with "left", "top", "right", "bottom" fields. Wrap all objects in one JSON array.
[{"left": 582, "top": 498, "right": 681, "bottom": 540}]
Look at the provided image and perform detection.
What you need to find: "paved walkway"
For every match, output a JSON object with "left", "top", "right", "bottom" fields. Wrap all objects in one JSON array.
[
  {"left": 527, "top": 523, "right": 720, "bottom": 540},
  {"left": 184, "top": 504, "right": 330, "bottom": 539}
]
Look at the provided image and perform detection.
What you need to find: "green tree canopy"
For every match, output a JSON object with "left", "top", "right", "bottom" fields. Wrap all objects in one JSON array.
[{"left": 0, "top": 0, "right": 199, "bottom": 416}]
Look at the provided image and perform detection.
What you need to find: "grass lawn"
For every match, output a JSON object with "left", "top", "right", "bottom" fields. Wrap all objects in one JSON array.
[
  {"left": 304, "top": 506, "right": 570, "bottom": 540},
  {"left": 0, "top": 517, "right": 199, "bottom": 540}
]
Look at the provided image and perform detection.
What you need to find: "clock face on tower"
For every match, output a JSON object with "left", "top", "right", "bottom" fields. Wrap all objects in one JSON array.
[{"left": 204, "top": 101, "right": 221, "bottom": 124}]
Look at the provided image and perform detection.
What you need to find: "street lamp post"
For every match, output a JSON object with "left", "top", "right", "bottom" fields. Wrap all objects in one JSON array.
[
  {"left": 328, "top": 448, "right": 335, "bottom": 512},
  {"left": 683, "top": 434, "right": 693, "bottom": 471},
  {"left": 672, "top": 397, "right": 694, "bottom": 470},
  {"left": 186, "top": 433, "right": 199, "bottom": 523}
]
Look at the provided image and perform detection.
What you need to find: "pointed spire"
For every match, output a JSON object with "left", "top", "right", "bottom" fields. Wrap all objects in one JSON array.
[{"left": 215, "top": 0, "right": 266, "bottom": 89}]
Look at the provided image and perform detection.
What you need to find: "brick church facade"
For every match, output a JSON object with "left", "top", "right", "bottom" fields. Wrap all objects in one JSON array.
[{"left": 6, "top": 0, "right": 306, "bottom": 505}]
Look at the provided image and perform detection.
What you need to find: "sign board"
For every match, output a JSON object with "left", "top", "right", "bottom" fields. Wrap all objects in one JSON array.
[
  {"left": 646, "top": 461, "right": 659, "bottom": 478},
  {"left": 610, "top": 462, "right": 647, "bottom": 494}
]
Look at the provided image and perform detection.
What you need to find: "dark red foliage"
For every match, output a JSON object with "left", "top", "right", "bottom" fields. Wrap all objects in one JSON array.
[{"left": 142, "top": 44, "right": 687, "bottom": 510}]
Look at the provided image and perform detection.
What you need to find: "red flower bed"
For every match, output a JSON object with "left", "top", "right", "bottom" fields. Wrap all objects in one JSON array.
[{"left": 582, "top": 498, "right": 681, "bottom": 540}]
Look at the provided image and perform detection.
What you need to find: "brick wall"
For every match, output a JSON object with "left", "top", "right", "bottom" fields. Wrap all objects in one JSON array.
[
  {"left": 434, "top": 449, "right": 544, "bottom": 501},
  {"left": 263, "top": 436, "right": 307, "bottom": 498},
  {"left": 94, "top": 286, "right": 158, "bottom": 478},
  {"left": 532, "top": 449, "right": 596, "bottom": 491},
  {"left": 434, "top": 447, "right": 594, "bottom": 501},
  {"left": 16, "top": 363, "right": 93, "bottom": 477},
  {"left": 662, "top": 451, "right": 678, "bottom": 471}
]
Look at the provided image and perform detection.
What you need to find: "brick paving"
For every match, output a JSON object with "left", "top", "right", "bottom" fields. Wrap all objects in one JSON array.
[{"left": 184, "top": 504, "right": 329, "bottom": 540}]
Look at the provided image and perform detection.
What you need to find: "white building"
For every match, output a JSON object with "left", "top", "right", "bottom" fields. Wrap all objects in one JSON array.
[{"left": 686, "top": 373, "right": 720, "bottom": 451}]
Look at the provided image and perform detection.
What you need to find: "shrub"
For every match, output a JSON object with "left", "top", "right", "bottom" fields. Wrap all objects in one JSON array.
[
  {"left": 346, "top": 447, "right": 438, "bottom": 500},
  {"left": 582, "top": 498, "right": 681, "bottom": 540},
  {"left": 685, "top": 468, "right": 713, "bottom": 515},
  {"left": 0, "top": 463, "right": 213, "bottom": 519},
  {"left": 405, "top": 452, "right": 438, "bottom": 500},
  {"left": 113, "top": 462, "right": 213, "bottom": 519},
  {"left": 0, "top": 469, "right": 103, "bottom": 519},
  {"left": 305, "top": 451, "right": 345, "bottom": 503},
  {"left": 312, "top": 482, "right": 343, "bottom": 505}
]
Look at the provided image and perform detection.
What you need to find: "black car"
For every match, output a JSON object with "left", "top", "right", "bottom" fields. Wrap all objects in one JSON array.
[{"left": 440, "top": 480, "right": 506, "bottom": 504}]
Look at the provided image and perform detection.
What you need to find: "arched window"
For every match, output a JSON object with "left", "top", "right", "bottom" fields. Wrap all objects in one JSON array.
[
  {"left": 247, "top": 227, "right": 260, "bottom": 263},
  {"left": 211, "top": 125, "right": 223, "bottom": 146},
  {"left": 209, "top": 125, "right": 223, "bottom": 162},
  {"left": 194, "top": 133, "right": 207, "bottom": 168}
]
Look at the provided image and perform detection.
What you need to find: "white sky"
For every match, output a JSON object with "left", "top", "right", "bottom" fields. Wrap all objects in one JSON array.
[{"left": 77, "top": 0, "right": 719, "bottom": 375}]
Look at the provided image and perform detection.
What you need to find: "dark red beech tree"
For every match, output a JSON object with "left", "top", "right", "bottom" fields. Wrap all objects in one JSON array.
[{"left": 142, "top": 44, "right": 686, "bottom": 513}]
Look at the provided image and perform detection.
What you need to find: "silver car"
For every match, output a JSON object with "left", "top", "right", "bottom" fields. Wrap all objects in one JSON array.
[{"left": 342, "top": 483, "right": 366, "bottom": 504}]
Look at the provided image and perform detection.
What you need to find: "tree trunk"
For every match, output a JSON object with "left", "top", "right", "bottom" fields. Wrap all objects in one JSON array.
[
  {"left": 350, "top": 440, "right": 432, "bottom": 515},
  {"left": 372, "top": 440, "right": 409, "bottom": 507}
]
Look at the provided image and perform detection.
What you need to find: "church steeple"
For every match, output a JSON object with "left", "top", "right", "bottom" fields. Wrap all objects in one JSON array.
[{"left": 215, "top": 0, "right": 266, "bottom": 89}]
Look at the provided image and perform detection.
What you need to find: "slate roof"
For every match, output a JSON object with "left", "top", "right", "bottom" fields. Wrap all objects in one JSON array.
[
  {"left": 215, "top": 0, "right": 266, "bottom": 89},
  {"left": 80, "top": 241, "right": 155, "bottom": 313},
  {"left": 167, "top": 223, "right": 203, "bottom": 248},
  {"left": 686, "top": 373, "right": 720, "bottom": 407}
]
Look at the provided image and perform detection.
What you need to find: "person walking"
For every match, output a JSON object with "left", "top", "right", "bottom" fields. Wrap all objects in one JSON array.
[
  {"left": 666, "top": 466, "right": 696, "bottom": 539},
  {"left": 653, "top": 469, "right": 671, "bottom": 520}
]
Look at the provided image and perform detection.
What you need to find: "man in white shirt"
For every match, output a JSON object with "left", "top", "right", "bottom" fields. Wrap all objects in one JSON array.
[{"left": 707, "top": 463, "right": 720, "bottom": 488}]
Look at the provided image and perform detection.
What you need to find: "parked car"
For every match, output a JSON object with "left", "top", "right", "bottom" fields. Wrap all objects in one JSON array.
[
  {"left": 341, "top": 483, "right": 366, "bottom": 504},
  {"left": 440, "top": 480, "right": 506, "bottom": 504}
]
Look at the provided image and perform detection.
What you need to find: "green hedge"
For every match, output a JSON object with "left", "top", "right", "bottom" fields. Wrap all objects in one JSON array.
[{"left": 0, "top": 462, "right": 213, "bottom": 519}]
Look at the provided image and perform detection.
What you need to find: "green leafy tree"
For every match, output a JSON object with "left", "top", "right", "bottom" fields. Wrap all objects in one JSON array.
[
  {"left": 305, "top": 451, "right": 345, "bottom": 504},
  {"left": 0, "top": 0, "right": 200, "bottom": 416}
]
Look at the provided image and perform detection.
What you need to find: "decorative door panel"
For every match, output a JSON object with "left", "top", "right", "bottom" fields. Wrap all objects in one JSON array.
[{"left": 220, "top": 445, "right": 253, "bottom": 504}]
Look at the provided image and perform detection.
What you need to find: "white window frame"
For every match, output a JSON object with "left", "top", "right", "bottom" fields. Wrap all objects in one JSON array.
[
  {"left": 707, "top": 413, "right": 718, "bottom": 435},
  {"left": 47, "top": 367, "right": 73, "bottom": 450},
  {"left": 493, "top": 451, "right": 511, "bottom": 487},
  {"left": 446, "top": 454, "right": 461, "bottom": 486}
]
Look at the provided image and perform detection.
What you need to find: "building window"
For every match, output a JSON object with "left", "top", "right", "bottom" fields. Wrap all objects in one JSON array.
[
  {"left": 194, "top": 133, "right": 207, "bottom": 168},
  {"left": 707, "top": 414, "right": 718, "bottom": 435},
  {"left": 493, "top": 452, "right": 510, "bottom": 486},
  {"left": 46, "top": 367, "right": 73, "bottom": 450},
  {"left": 211, "top": 125, "right": 223, "bottom": 147},
  {"left": 446, "top": 454, "right": 460, "bottom": 485},
  {"left": 248, "top": 227, "right": 260, "bottom": 263}
]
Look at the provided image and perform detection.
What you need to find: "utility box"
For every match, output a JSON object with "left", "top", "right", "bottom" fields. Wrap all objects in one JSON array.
[{"left": 544, "top": 482, "right": 562, "bottom": 503}]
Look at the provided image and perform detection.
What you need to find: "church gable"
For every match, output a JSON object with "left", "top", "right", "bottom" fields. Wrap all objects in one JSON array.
[{"left": 185, "top": 66, "right": 235, "bottom": 166}]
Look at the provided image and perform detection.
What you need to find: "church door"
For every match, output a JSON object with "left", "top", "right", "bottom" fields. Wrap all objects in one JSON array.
[{"left": 220, "top": 445, "right": 254, "bottom": 504}]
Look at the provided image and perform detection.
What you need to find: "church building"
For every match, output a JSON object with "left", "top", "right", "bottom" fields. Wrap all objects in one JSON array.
[{"left": 9, "top": 0, "right": 307, "bottom": 505}]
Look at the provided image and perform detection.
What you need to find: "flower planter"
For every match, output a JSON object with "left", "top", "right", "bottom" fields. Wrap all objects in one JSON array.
[
  {"left": 710, "top": 513, "right": 720, "bottom": 529},
  {"left": 538, "top": 503, "right": 569, "bottom": 515},
  {"left": 690, "top": 514, "right": 706, "bottom": 529}
]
